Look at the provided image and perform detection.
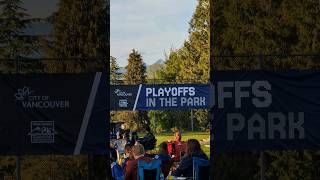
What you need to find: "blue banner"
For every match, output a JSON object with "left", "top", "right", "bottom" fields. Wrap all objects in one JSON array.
[
  {"left": 212, "top": 70, "right": 320, "bottom": 152},
  {"left": 134, "top": 84, "right": 211, "bottom": 110},
  {"left": 0, "top": 73, "right": 107, "bottom": 155}
]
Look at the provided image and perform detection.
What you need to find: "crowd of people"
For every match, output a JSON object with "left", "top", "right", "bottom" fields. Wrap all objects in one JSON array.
[{"left": 110, "top": 130, "right": 208, "bottom": 180}]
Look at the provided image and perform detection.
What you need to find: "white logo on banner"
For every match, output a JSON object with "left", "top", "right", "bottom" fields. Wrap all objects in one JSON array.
[
  {"left": 14, "top": 87, "right": 70, "bottom": 109},
  {"left": 114, "top": 89, "right": 132, "bottom": 97},
  {"left": 119, "top": 99, "right": 128, "bottom": 107},
  {"left": 28, "top": 121, "right": 57, "bottom": 144}
]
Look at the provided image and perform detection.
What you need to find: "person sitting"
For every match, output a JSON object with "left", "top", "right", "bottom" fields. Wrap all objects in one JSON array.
[
  {"left": 155, "top": 142, "right": 172, "bottom": 179},
  {"left": 139, "top": 126, "right": 157, "bottom": 151},
  {"left": 114, "top": 132, "right": 127, "bottom": 164},
  {"left": 129, "top": 131, "right": 139, "bottom": 146},
  {"left": 121, "top": 144, "right": 133, "bottom": 171},
  {"left": 171, "top": 139, "right": 208, "bottom": 178},
  {"left": 125, "top": 144, "right": 153, "bottom": 180},
  {"left": 168, "top": 131, "right": 186, "bottom": 162}
]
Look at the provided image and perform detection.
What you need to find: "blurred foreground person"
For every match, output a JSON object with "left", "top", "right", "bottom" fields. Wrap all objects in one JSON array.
[
  {"left": 155, "top": 142, "right": 172, "bottom": 179},
  {"left": 121, "top": 144, "right": 133, "bottom": 170},
  {"left": 171, "top": 139, "right": 208, "bottom": 177},
  {"left": 110, "top": 146, "right": 124, "bottom": 180},
  {"left": 125, "top": 144, "right": 152, "bottom": 180}
]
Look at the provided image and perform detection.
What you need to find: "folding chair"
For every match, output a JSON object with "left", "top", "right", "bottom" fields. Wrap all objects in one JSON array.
[
  {"left": 137, "top": 159, "right": 161, "bottom": 180},
  {"left": 193, "top": 157, "right": 210, "bottom": 180}
]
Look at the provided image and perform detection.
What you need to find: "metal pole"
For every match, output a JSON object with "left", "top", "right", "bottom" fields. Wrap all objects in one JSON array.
[{"left": 191, "top": 109, "right": 194, "bottom": 132}]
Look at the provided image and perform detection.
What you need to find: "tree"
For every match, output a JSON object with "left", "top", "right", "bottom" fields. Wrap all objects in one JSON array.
[
  {"left": 110, "top": 56, "right": 122, "bottom": 83},
  {"left": 124, "top": 49, "right": 150, "bottom": 129},
  {"left": 158, "top": 0, "right": 210, "bottom": 131},
  {"left": 47, "top": 1, "right": 109, "bottom": 179},
  {"left": 0, "top": 0, "right": 40, "bottom": 71},
  {"left": 47, "top": 0, "right": 108, "bottom": 72},
  {"left": 125, "top": 49, "right": 146, "bottom": 84}
]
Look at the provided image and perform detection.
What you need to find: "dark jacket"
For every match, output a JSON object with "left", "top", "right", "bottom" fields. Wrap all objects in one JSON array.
[
  {"left": 155, "top": 154, "right": 172, "bottom": 179},
  {"left": 171, "top": 151, "right": 208, "bottom": 177}
]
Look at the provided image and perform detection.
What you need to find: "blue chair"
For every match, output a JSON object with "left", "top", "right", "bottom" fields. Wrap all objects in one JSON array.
[
  {"left": 137, "top": 159, "right": 161, "bottom": 180},
  {"left": 193, "top": 157, "right": 210, "bottom": 180}
]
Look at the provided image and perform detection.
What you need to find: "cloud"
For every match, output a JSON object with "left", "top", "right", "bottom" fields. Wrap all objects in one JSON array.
[{"left": 111, "top": 0, "right": 197, "bottom": 67}]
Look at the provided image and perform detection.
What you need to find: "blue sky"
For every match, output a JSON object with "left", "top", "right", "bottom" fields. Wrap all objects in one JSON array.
[
  {"left": 111, "top": 0, "right": 197, "bottom": 67},
  {"left": 21, "top": 0, "right": 197, "bottom": 67}
]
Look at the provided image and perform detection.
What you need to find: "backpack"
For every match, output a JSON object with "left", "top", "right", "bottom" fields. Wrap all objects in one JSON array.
[{"left": 111, "top": 162, "right": 124, "bottom": 180}]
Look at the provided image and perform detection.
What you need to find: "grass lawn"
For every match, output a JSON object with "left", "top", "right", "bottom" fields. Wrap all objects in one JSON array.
[{"left": 153, "top": 132, "right": 210, "bottom": 158}]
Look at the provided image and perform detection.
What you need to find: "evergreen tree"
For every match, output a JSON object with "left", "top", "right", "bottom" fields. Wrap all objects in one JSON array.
[
  {"left": 47, "top": 1, "right": 109, "bottom": 179},
  {"left": 158, "top": 0, "right": 210, "bottom": 131},
  {"left": 0, "top": 0, "right": 40, "bottom": 59},
  {"left": 125, "top": 49, "right": 150, "bottom": 128},
  {"left": 110, "top": 56, "right": 122, "bottom": 83},
  {"left": 47, "top": 0, "right": 108, "bottom": 72},
  {"left": 125, "top": 49, "right": 146, "bottom": 84}
]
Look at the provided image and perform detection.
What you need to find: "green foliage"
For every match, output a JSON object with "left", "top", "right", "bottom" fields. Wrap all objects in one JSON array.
[
  {"left": 265, "top": 150, "right": 319, "bottom": 180},
  {"left": 155, "top": 0, "right": 210, "bottom": 131},
  {"left": 212, "top": 0, "right": 320, "bottom": 56},
  {"left": 121, "top": 49, "right": 150, "bottom": 129},
  {"left": 0, "top": 0, "right": 41, "bottom": 73},
  {"left": 160, "top": 0, "right": 210, "bottom": 83},
  {"left": 148, "top": 110, "right": 191, "bottom": 132},
  {"left": 0, "top": 0, "right": 40, "bottom": 59},
  {"left": 46, "top": 0, "right": 108, "bottom": 73},
  {"left": 125, "top": 49, "right": 146, "bottom": 84},
  {"left": 110, "top": 56, "right": 122, "bottom": 83}
]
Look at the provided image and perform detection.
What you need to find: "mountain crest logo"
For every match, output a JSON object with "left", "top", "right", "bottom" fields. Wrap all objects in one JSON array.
[{"left": 14, "top": 87, "right": 34, "bottom": 101}]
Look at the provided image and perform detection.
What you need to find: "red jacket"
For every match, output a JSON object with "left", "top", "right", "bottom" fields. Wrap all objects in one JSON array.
[{"left": 125, "top": 156, "right": 153, "bottom": 180}]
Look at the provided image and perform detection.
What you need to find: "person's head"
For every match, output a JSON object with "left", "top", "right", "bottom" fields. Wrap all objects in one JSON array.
[
  {"left": 159, "top": 142, "right": 168, "bottom": 155},
  {"left": 124, "top": 132, "right": 130, "bottom": 141},
  {"left": 124, "top": 144, "right": 133, "bottom": 159},
  {"left": 174, "top": 131, "right": 181, "bottom": 142},
  {"left": 131, "top": 132, "right": 138, "bottom": 140},
  {"left": 145, "top": 126, "right": 151, "bottom": 133},
  {"left": 132, "top": 144, "right": 145, "bottom": 159},
  {"left": 186, "top": 139, "right": 202, "bottom": 156},
  {"left": 124, "top": 144, "right": 132, "bottom": 154}
]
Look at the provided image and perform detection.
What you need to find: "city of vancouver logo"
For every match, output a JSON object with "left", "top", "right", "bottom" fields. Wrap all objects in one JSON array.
[
  {"left": 114, "top": 89, "right": 132, "bottom": 97},
  {"left": 28, "top": 121, "right": 57, "bottom": 144},
  {"left": 14, "top": 87, "right": 70, "bottom": 109}
]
